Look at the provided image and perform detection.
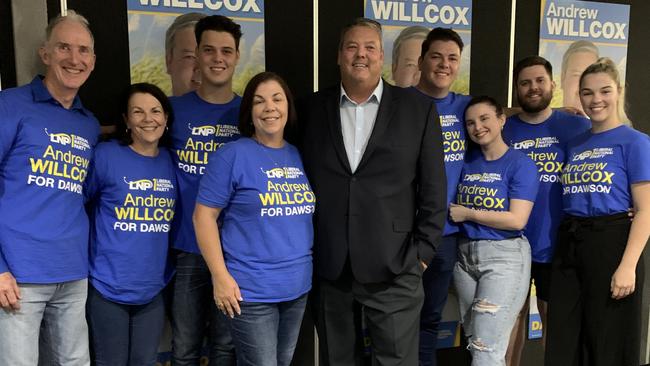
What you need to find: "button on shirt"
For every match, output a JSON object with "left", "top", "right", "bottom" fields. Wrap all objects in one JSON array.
[{"left": 340, "top": 81, "right": 383, "bottom": 172}]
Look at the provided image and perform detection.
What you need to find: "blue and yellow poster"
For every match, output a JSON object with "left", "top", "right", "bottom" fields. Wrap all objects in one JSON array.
[
  {"left": 539, "top": 0, "right": 630, "bottom": 113},
  {"left": 364, "top": 0, "right": 472, "bottom": 94},
  {"left": 127, "top": 0, "right": 265, "bottom": 96}
]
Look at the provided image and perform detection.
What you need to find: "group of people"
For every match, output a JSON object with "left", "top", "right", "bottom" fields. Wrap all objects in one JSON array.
[{"left": 0, "top": 9, "right": 647, "bottom": 366}]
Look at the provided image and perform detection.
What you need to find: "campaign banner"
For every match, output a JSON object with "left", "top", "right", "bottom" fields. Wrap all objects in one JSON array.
[
  {"left": 538, "top": 0, "right": 629, "bottom": 112},
  {"left": 127, "top": 0, "right": 265, "bottom": 96},
  {"left": 364, "top": 0, "right": 472, "bottom": 94}
]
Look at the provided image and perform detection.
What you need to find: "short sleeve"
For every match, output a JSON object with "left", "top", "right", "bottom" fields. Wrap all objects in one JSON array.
[
  {"left": 196, "top": 149, "right": 236, "bottom": 208},
  {"left": 626, "top": 133, "right": 650, "bottom": 184},
  {"left": 508, "top": 154, "right": 539, "bottom": 202}
]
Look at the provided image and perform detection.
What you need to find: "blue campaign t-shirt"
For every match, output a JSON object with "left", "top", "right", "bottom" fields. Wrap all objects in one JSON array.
[
  {"left": 197, "top": 138, "right": 313, "bottom": 302},
  {"left": 85, "top": 141, "right": 176, "bottom": 305},
  {"left": 562, "top": 125, "right": 650, "bottom": 217},
  {"left": 170, "top": 91, "right": 240, "bottom": 254},
  {"left": 0, "top": 76, "right": 100, "bottom": 283},
  {"left": 456, "top": 148, "right": 539, "bottom": 240},
  {"left": 412, "top": 88, "right": 471, "bottom": 236},
  {"left": 503, "top": 111, "right": 590, "bottom": 263}
]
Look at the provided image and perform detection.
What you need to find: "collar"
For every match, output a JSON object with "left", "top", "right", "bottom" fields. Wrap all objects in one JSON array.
[
  {"left": 340, "top": 79, "right": 384, "bottom": 106},
  {"left": 30, "top": 75, "right": 89, "bottom": 115}
]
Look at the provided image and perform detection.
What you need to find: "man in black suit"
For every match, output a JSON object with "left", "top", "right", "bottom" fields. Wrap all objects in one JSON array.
[{"left": 301, "top": 18, "right": 447, "bottom": 365}]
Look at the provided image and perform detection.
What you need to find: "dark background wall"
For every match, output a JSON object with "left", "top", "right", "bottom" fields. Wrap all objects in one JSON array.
[{"left": 1, "top": 0, "right": 649, "bottom": 364}]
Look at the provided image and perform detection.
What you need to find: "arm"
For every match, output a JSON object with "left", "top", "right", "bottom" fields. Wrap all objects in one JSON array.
[
  {"left": 0, "top": 96, "right": 21, "bottom": 310},
  {"left": 193, "top": 203, "right": 242, "bottom": 317},
  {"left": 449, "top": 198, "right": 534, "bottom": 231},
  {"left": 415, "top": 99, "right": 447, "bottom": 266},
  {"left": 610, "top": 182, "right": 650, "bottom": 299}
]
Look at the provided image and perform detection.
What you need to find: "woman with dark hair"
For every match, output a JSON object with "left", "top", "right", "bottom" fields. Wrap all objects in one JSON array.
[
  {"left": 193, "top": 72, "right": 313, "bottom": 366},
  {"left": 546, "top": 58, "right": 650, "bottom": 366},
  {"left": 85, "top": 83, "right": 177, "bottom": 365},
  {"left": 449, "top": 96, "right": 538, "bottom": 365}
]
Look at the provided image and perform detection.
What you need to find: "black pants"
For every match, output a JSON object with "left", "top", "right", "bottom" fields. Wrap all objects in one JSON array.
[
  {"left": 545, "top": 213, "right": 645, "bottom": 366},
  {"left": 313, "top": 261, "right": 424, "bottom": 366}
]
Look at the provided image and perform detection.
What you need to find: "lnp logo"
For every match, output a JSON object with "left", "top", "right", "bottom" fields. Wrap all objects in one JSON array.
[
  {"left": 44, "top": 128, "right": 90, "bottom": 151},
  {"left": 188, "top": 123, "right": 240, "bottom": 137},
  {"left": 572, "top": 148, "right": 613, "bottom": 161},
  {"left": 464, "top": 172, "right": 502, "bottom": 183},
  {"left": 123, "top": 177, "right": 174, "bottom": 192},
  {"left": 513, "top": 139, "right": 536, "bottom": 150},
  {"left": 189, "top": 124, "right": 216, "bottom": 137},
  {"left": 260, "top": 167, "right": 304, "bottom": 179}
]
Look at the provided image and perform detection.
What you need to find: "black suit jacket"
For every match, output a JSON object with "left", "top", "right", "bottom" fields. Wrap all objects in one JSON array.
[{"left": 301, "top": 82, "right": 447, "bottom": 283}]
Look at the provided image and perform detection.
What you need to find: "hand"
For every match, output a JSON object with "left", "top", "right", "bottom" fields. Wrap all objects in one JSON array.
[
  {"left": 212, "top": 271, "right": 242, "bottom": 318},
  {"left": 449, "top": 203, "right": 471, "bottom": 223},
  {"left": 0, "top": 272, "right": 21, "bottom": 310},
  {"left": 610, "top": 265, "right": 636, "bottom": 300}
]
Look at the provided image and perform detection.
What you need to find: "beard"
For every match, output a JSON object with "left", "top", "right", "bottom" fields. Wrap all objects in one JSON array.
[{"left": 519, "top": 90, "right": 553, "bottom": 113}]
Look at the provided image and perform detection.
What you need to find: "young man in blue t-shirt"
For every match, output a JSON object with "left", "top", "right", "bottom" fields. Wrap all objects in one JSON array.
[
  {"left": 169, "top": 15, "right": 242, "bottom": 365},
  {"left": 502, "top": 56, "right": 590, "bottom": 364},
  {"left": 413, "top": 27, "right": 472, "bottom": 366},
  {"left": 0, "top": 11, "right": 100, "bottom": 365}
]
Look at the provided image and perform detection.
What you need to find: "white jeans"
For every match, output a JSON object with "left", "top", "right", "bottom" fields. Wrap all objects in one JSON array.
[
  {"left": 453, "top": 237, "right": 531, "bottom": 366},
  {"left": 0, "top": 279, "right": 90, "bottom": 366}
]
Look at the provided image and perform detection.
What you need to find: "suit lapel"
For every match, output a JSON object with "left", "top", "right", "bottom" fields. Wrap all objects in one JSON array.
[
  {"left": 325, "top": 88, "right": 352, "bottom": 174},
  {"left": 357, "top": 82, "right": 396, "bottom": 170}
]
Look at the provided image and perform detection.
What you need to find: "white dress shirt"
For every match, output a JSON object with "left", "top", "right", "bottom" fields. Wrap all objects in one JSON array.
[{"left": 339, "top": 80, "right": 384, "bottom": 172}]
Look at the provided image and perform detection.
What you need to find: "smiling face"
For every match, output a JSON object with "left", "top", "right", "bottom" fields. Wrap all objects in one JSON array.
[
  {"left": 516, "top": 65, "right": 555, "bottom": 114},
  {"left": 418, "top": 40, "right": 461, "bottom": 96},
  {"left": 167, "top": 26, "right": 200, "bottom": 96},
  {"left": 338, "top": 25, "right": 384, "bottom": 90},
  {"left": 251, "top": 80, "right": 289, "bottom": 142},
  {"left": 465, "top": 102, "right": 506, "bottom": 148},
  {"left": 39, "top": 19, "right": 95, "bottom": 97},
  {"left": 579, "top": 72, "right": 620, "bottom": 126},
  {"left": 125, "top": 92, "right": 168, "bottom": 151},
  {"left": 392, "top": 37, "right": 423, "bottom": 87},
  {"left": 196, "top": 30, "right": 239, "bottom": 90}
]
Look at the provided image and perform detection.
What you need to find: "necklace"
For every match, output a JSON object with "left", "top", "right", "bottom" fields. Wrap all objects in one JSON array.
[{"left": 252, "top": 136, "right": 288, "bottom": 170}]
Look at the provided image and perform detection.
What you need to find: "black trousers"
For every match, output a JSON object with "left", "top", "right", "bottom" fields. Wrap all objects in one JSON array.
[
  {"left": 312, "top": 261, "right": 424, "bottom": 366},
  {"left": 545, "top": 213, "right": 645, "bottom": 366}
]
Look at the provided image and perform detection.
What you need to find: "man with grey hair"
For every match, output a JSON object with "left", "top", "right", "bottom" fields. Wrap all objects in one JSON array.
[
  {"left": 302, "top": 17, "right": 446, "bottom": 365},
  {"left": 391, "top": 25, "right": 429, "bottom": 87},
  {"left": 0, "top": 9, "right": 99, "bottom": 366},
  {"left": 166, "top": 12, "right": 206, "bottom": 96}
]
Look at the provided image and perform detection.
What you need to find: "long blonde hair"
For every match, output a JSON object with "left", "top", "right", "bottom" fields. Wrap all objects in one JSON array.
[{"left": 579, "top": 57, "right": 631, "bottom": 126}]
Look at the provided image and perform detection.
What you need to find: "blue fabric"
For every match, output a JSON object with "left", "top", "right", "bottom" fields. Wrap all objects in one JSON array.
[
  {"left": 0, "top": 76, "right": 99, "bottom": 282},
  {"left": 503, "top": 110, "right": 590, "bottom": 262},
  {"left": 419, "top": 235, "right": 458, "bottom": 366},
  {"left": 457, "top": 148, "right": 539, "bottom": 240},
  {"left": 87, "top": 284, "right": 165, "bottom": 366},
  {"left": 562, "top": 125, "right": 650, "bottom": 217},
  {"left": 85, "top": 141, "right": 176, "bottom": 305},
  {"left": 169, "top": 91, "right": 241, "bottom": 254},
  {"left": 197, "top": 138, "right": 313, "bottom": 302},
  {"left": 171, "top": 252, "right": 235, "bottom": 365},
  {"left": 227, "top": 295, "right": 308, "bottom": 366},
  {"left": 412, "top": 88, "right": 471, "bottom": 236}
]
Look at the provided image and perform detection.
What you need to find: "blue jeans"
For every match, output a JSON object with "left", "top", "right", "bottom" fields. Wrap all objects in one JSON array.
[
  {"left": 86, "top": 284, "right": 165, "bottom": 366},
  {"left": 171, "top": 251, "right": 235, "bottom": 366},
  {"left": 453, "top": 237, "right": 531, "bottom": 366},
  {"left": 419, "top": 235, "right": 458, "bottom": 366},
  {"left": 227, "top": 294, "right": 307, "bottom": 366},
  {"left": 0, "top": 279, "right": 89, "bottom": 366}
]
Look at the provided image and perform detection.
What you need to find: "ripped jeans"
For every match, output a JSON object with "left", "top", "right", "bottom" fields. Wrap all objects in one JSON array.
[{"left": 453, "top": 236, "right": 531, "bottom": 366}]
